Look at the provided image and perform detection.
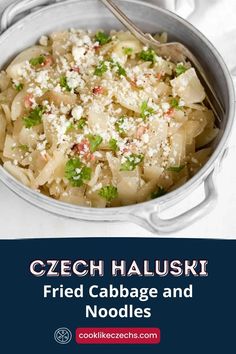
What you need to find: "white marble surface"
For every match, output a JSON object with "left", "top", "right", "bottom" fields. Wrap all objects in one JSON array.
[{"left": 0, "top": 0, "right": 235, "bottom": 239}]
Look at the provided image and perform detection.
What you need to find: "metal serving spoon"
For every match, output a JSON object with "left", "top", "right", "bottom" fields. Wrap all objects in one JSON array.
[{"left": 100, "top": 0, "right": 225, "bottom": 122}]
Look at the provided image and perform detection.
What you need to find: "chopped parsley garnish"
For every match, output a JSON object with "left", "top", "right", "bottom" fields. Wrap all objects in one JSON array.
[
  {"left": 175, "top": 64, "right": 187, "bottom": 76},
  {"left": 167, "top": 165, "right": 185, "bottom": 173},
  {"left": 109, "top": 59, "right": 127, "bottom": 77},
  {"left": 66, "top": 123, "right": 75, "bottom": 133},
  {"left": 95, "top": 31, "right": 111, "bottom": 45},
  {"left": 18, "top": 144, "right": 29, "bottom": 152},
  {"left": 65, "top": 158, "right": 92, "bottom": 187},
  {"left": 170, "top": 98, "right": 182, "bottom": 110},
  {"left": 123, "top": 47, "right": 133, "bottom": 55},
  {"left": 120, "top": 154, "right": 144, "bottom": 171},
  {"left": 23, "top": 106, "right": 44, "bottom": 128},
  {"left": 116, "top": 62, "right": 127, "bottom": 77},
  {"left": 108, "top": 58, "right": 116, "bottom": 66},
  {"left": 14, "top": 83, "right": 24, "bottom": 92},
  {"left": 77, "top": 118, "right": 87, "bottom": 130},
  {"left": 29, "top": 55, "right": 45, "bottom": 67},
  {"left": 94, "top": 61, "right": 108, "bottom": 76},
  {"left": 99, "top": 185, "right": 118, "bottom": 202},
  {"left": 140, "top": 48, "right": 156, "bottom": 63},
  {"left": 12, "top": 144, "right": 29, "bottom": 152},
  {"left": 151, "top": 187, "right": 167, "bottom": 199},
  {"left": 109, "top": 138, "right": 118, "bottom": 152},
  {"left": 115, "top": 117, "right": 126, "bottom": 136},
  {"left": 60, "top": 76, "right": 71, "bottom": 92},
  {"left": 87, "top": 134, "right": 103, "bottom": 152},
  {"left": 140, "top": 101, "right": 155, "bottom": 120}
]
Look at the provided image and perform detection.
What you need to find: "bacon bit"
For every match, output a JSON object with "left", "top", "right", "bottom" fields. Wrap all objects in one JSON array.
[
  {"left": 156, "top": 72, "right": 163, "bottom": 80},
  {"left": 136, "top": 126, "right": 147, "bottom": 139},
  {"left": 71, "top": 66, "right": 80, "bottom": 73},
  {"left": 72, "top": 143, "right": 79, "bottom": 154},
  {"left": 72, "top": 139, "right": 89, "bottom": 154},
  {"left": 93, "top": 44, "right": 101, "bottom": 52},
  {"left": 121, "top": 147, "right": 129, "bottom": 153},
  {"left": 92, "top": 86, "right": 105, "bottom": 95},
  {"left": 128, "top": 78, "right": 141, "bottom": 90},
  {"left": 129, "top": 79, "right": 138, "bottom": 88},
  {"left": 43, "top": 55, "right": 53, "bottom": 68},
  {"left": 72, "top": 142, "right": 95, "bottom": 161},
  {"left": 164, "top": 108, "right": 175, "bottom": 117},
  {"left": 24, "top": 94, "right": 34, "bottom": 109}
]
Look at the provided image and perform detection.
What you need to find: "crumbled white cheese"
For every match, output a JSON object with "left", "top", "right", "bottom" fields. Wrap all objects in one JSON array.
[
  {"left": 162, "top": 102, "right": 170, "bottom": 112},
  {"left": 72, "top": 106, "right": 83, "bottom": 120},
  {"left": 66, "top": 71, "right": 84, "bottom": 90},
  {"left": 72, "top": 46, "right": 86, "bottom": 62},
  {"left": 39, "top": 35, "right": 48, "bottom": 46}
]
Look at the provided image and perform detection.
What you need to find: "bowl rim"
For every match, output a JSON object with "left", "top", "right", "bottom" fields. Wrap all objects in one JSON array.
[{"left": 0, "top": 0, "right": 235, "bottom": 216}]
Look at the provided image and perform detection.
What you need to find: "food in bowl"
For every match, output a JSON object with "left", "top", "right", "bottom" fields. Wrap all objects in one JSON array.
[{"left": 0, "top": 29, "right": 219, "bottom": 207}]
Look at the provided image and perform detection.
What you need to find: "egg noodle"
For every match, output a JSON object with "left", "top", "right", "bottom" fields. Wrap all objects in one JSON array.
[{"left": 0, "top": 29, "right": 219, "bottom": 207}]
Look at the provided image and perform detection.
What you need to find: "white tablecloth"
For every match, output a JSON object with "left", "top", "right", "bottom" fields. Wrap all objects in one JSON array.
[{"left": 0, "top": 0, "right": 235, "bottom": 238}]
